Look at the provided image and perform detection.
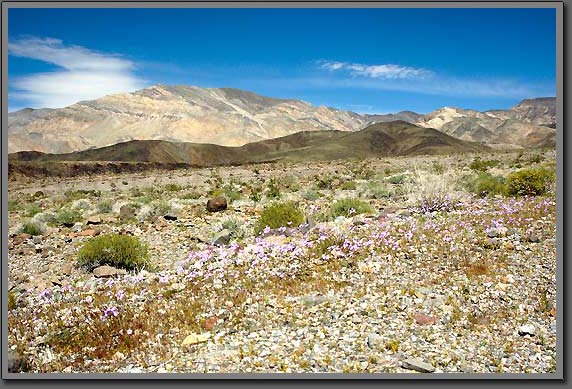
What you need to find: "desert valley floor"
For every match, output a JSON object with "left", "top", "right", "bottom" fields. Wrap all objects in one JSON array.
[{"left": 7, "top": 150, "right": 557, "bottom": 374}]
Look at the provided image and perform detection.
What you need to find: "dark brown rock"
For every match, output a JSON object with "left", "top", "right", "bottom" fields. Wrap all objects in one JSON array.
[
  {"left": 206, "top": 196, "right": 227, "bottom": 212},
  {"left": 8, "top": 350, "right": 30, "bottom": 373}
]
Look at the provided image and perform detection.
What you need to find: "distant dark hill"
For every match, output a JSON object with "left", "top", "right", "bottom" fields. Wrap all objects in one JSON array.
[{"left": 9, "top": 121, "right": 489, "bottom": 170}]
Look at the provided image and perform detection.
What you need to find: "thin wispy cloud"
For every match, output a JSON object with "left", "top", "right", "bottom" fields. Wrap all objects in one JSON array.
[
  {"left": 314, "top": 60, "right": 552, "bottom": 99},
  {"left": 9, "top": 37, "right": 146, "bottom": 108},
  {"left": 320, "top": 60, "right": 433, "bottom": 79}
]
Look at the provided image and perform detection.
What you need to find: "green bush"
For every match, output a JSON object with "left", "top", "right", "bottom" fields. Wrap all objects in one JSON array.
[
  {"left": 8, "top": 291, "right": 17, "bottom": 311},
  {"left": 432, "top": 161, "right": 445, "bottom": 175},
  {"left": 97, "top": 200, "right": 113, "bottom": 213},
  {"left": 301, "top": 190, "right": 322, "bottom": 201},
  {"left": 267, "top": 178, "right": 282, "bottom": 199},
  {"left": 464, "top": 172, "right": 508, "bottom": 198},
  {"left": 51, "top": 208, "right": 82, "bottom": 226},
  {"left": 341, "top": 181, "right": 357, "bottom": 190},
  {"left": 180, "top": 192, "right": 201, "bottom": 200},
  {"left": 387, "top": 174, "right": 407, "bottom": 185},
  {"left": 77, "top": 234, "right": 150, "bottom": 271},
  {"left": 316, "top": 175, "right": 335, "bottom": 190},
  {"left": 26, "top": 203, "right": 42, "bottom": 217},
  {"left": 506, "top": 167, "right": 555, "bottom": 196},
  {"left": 329, "top": 198, "right": 373, "bottom": 219},
  {"left": 20, "top": 220, "right": 46, "bottom": 236},
  {"left": 363, "top": 181, "right": 391, "bottom": 199},
  {"left": 528, "top": 154, "right": 544, "bottom": 164},
  {"left": 470, "top": 157, "right": 499, "bottom": 172},
  {"left": 254, "top": 201, "right": 305, "bottom": 235},
  {"left": 165, "top": 183, "right": 182, "bottom": 192}
]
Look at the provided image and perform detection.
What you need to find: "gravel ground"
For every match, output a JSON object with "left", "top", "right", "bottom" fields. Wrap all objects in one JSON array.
[{"left": 7, "top": 152, "right": 557, "bottom": 375}]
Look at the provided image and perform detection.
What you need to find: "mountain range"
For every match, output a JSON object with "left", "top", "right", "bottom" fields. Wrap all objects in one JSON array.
[
  {"left": 8, "top": 121, "right": 487, "bottom": 167},
  {"left": 8, "top": 85, "right": 556, "bottom": 158}
]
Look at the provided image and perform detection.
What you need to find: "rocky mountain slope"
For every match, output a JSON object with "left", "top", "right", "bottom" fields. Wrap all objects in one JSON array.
[
  {"left": 8, "top": 85, "right": 367, "bottom": 154},
  {"left": 8, "top": 86, "right": 555, "bottom": 154},
  {"left": 413, "top": 98, "right": 556, "bottom": 148}
]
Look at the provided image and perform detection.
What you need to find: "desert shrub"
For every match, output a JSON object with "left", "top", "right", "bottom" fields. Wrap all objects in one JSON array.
[
  {"left": 267, "top": 178, "right": 281, "bottom": 199},
  {"left": 283, "top": 176, "right": 301, "bottom": 192},
  {"left": 301, "top": 190, "right": 322, "bottom": 201},
  {"left": 406, "top": 170, "right": 466, "bottom": 213},
  {"left": 362, "top": 181, "right": 390, "bottom": 199},
  {"left": 52, "top": 208, "right": 82, "bottom": 226},
  {"left": 432, "top": 161, "right": 446, "bottom": 175},
  {"left": 71, "top": 199, "right": 92, "bottom": 211},
  {"left": 528, "top": 154, "right": 545, "bottom": 164},
  {"left": 341, "top": 181, "right": 357, "bottom": 191},
  {"left": 8, "top": 291, "right": 17, "bottom": 311},
  {"left": 349, "top": 162, "right": 375, "bottom": 180},
  {"left": 464, "top": 172, "right": 508, "bottom": 198},
  {"left": 19, "top": 219, "right": 46, "bottom": 236},
  {"left": 64, "top": 189, "right": 101, "bottom": 201},
  {"left": 180, "top": 192, "right": 201, "bottom": 200},
  {"left": 26, "top": 203, "right": 42, "bottom": 217},
  {"left": 165, "top": 183, "right": 182, "bottom": 192},
  {"left": 469, "top": 157, "right": 499, "bottom": 172},
  {"left": 315, "top": 175, "right": 335, "bottom": 190},
  {"left": 137, "top": 200, "right": 171, "bottom": 221},
  {"left": 329, "top": 198, "right": 373, "bottom": 219},
  {"left": 8, "top": 199, "right": 22, "bottom": 212},
  {"left": 505, "top": 167, "right": 555, "bottom": 196},
  {"left": 77, "top": 234, "right": 150, "bottom": 271},
  {"left": 387, "top": 174, "right": 407, "bottom": 185},
  {"left": 220, "top": 215, "right": 247, "bottom": 239},
  {"left": 254, "top": 201, "right": 305, "bottom": 235},
  {"left": 97, "top": 200, "right": 113, "bottom": 213}
]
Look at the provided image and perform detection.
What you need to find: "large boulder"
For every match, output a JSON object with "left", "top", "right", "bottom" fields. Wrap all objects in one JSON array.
[{"left": 206, "top": 197, "right": 227, "bottom": 212}]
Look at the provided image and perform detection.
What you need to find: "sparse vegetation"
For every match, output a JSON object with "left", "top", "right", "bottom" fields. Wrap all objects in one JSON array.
[
  {"left": 506, "top": 167, "right": 555, "bottom": 196},
  {"left": 19, "top": 220, "right": 46, "bottom": 236},
  {"left": 470, "top": 157, "right": 499, "bottom": 172},
  {"left": 464, "top": 172, "right": 507, "bottom": 198},
  {"left": 328, "top": 198, "right": 373, "bottom": 219},
  {"left": 77, "top": 234, "right": 150, "bottom": 271},
  {"left": 254, "top": 201, "right": 305, "bottom": 234}
]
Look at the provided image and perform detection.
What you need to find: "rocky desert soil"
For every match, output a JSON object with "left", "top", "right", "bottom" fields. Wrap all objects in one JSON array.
[{"left": 6, "top": 150, "right": 557, "bottom": 375}]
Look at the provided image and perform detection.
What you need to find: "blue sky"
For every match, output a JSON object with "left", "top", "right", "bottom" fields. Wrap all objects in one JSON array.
[{"left": 8, "top": 8, "right": 556, "bottom": 114}]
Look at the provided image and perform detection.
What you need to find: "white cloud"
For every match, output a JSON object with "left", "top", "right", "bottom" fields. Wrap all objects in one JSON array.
[
  {"left": 9, "top": 37, "right": 146, "bottom": 108},
  {"left": 320, "top": 60, "right": 432, "bottom": 79}
]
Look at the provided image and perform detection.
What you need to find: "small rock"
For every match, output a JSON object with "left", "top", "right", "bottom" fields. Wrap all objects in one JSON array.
[
  {"left": 487, "top": 229, "right": 500, "bottom": 238},
  {"left": 8, "top": 350, "right": 29, "bottom": 373},
  {"left": 164, "top": 214, "right": 178, "bottom": 221},
  {"left": 86, "top": 216, "right": 102, "bottom": 225},
  {"left": 396, "top": 209, "right": 412, "bottom": 217},
  {"left": 414, "top": 313, "right": 436, "bottom": 325},
  {"left": 202, "top": 317, "right": 218, "bottom": 331},
  {"left": 78, "top": 229, "right": 99, "bottom": 237},
  {"left": 62, "top": 263, "right": 73, "bottom": 275},
  {"left": 122, "top": 181, "right": 129, "bottom": 186},
  {"left": 402, "top": 358, "right": 435, "bottom": 373},
  {"left": 518, "top": 324, "right": 536, "bottom": 336},
  {"left": 367, "top": 333, "right": 382, "bottom": 349},
  {"left": 206, "top": 196, "right": 227, "bottom": 212},
  {"left": 93, "top": 265, "right": 127, "bottom": 278},
  {"left": 17, "top": 233, "right": 32, "bottom": 241},
  {"left": 119, "top": 205, "right": 136, "bottom": 220}
]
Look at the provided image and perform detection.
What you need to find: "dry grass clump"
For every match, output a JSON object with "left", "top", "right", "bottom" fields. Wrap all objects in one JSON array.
[{"left": 405, "top": 168, "right": 468, "bottom": 213}]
